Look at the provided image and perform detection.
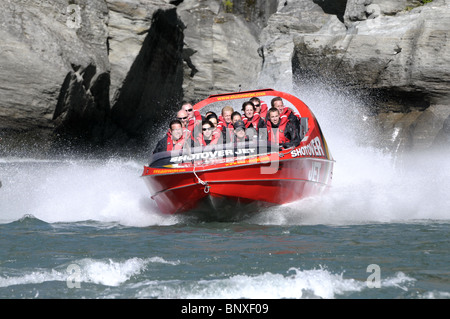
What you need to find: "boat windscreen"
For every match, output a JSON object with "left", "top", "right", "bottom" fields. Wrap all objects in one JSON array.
[{"left": 149, "top": 141, "right": 280, "bottom": 168}]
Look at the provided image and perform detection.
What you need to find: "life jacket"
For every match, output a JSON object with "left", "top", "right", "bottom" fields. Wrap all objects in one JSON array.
[
  {"left": 187, "top": 110, "right": 203, "bottom": 133},
  {"left": 217, "top": 116, "right": 233, "bottom": 131},
  {"left": 281, "top": 107, "right": 301, "bottom": 121},
  {"left": 193, "top": 109, "right": 202, "bottom": 121},
  {"left": 243, "top": 113, "right": 262, "bottom": 131},
  {"left": 267, "top": 116, "right": 290, "bottom": 145},
  {"left": 194, "top": 128, "right": 221, "bottom": 146},
  {"left": 166, "top": 130, "right": 188, "bottom": 151},
  {"left": 217, "top": 116, "right": 234, "bottom": 142},
  {"left": 212, "top": 127, "right": 222, "bottom": 142},
  {"left": 255, "top": 102, "right": 268, "bottom": 121}
]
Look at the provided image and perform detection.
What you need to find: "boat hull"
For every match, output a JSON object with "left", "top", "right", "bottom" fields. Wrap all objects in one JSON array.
[{"left": 142, "top": 156, "right": 333, "bottom": 216}]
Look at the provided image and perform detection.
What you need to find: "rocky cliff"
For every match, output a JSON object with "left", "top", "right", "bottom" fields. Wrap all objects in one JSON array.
[
  {"left": 0, "top": 0, "right": 449, "bottom": 155},
  {"left": 259, "top": 0, "right": 450, "bottom": 152}
]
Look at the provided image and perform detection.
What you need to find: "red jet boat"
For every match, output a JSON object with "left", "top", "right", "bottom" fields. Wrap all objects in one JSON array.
[{"left": 142, "top": 89, "right": 334, "bottom": 219}]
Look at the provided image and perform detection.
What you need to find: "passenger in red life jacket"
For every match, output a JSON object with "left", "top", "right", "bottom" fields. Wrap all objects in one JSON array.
[
  {"left": 266, "top": 107, "right": 300, "bottom": 150},
  {"left": 176, "top": 110, "right": 190, "bottom": 129},
  {"left": 182, "top": 101, "right": 203, "bottom": 133},
  {"left": 271, "top": 96, "right": 301, "bottom": 134},
  {"left": 206, "top": 113, "right": 223, "bottom": 144},
  {"left": 231, "top": 111, "right": 242, "bottom": 124},
  {"left": 249, "top": 97, "right": 268, "bottom": 121},
  {"left": 206, "top": 113, "right": 218, "bottom": 128},
  {"left": 194, "top": 120, "right": 221, "bottom": 147},
  {"left": 176, "top": 109, "right": 195, "bottom": 140},
  {"left": 153, "top": 120, "right": 190, "bottom": 154},
  {"left": 217, "top": 106, "right": 234, "bottom": 144},
  {"left": 242, "top": 101, "right": 266, "bottom": 141},
  {"left": 220, "top": 111, "right": 241, "bottom": 144},
  {"left": 232, "top": 120, "right": 249, "bottom": 145}
]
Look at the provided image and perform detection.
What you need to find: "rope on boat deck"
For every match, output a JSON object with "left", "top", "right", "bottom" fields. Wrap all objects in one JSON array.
[{"left": 193, "top": 166, "right": 210, "bottom": 193}]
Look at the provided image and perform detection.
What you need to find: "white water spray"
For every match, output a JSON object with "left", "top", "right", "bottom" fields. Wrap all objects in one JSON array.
[
  {"left": 0, "top": 158, "right": 180, "bottom": 226},
  {"left": 1, "top": 83, "right": 449, "bottom": 226},
  {"left": 252, "top": 82, "right": 450, "bottom": 225}
]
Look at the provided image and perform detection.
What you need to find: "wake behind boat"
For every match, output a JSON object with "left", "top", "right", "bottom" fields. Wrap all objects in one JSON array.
[{"left": 142, "top": 89, "right": 334, "bottom": 219}]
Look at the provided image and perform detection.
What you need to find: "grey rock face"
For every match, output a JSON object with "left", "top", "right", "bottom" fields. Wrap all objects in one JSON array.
[
  {"left": 0, "top": 0, "right": 110, "bottom": 148},
  {"left": 259, "top": 0, "right": 450, "bottom": 151},
  {"left": 0, "top": 0, "right": 184, "bottom": 148},
  {"left": 0, "top": 0, "right": 109, "bottom": 131},
  {"left": 110, "top": 6, "right": 185, "bottom": 140},
  {"left": 178, "top": 0, "right": 277, "bottom": 102},
  {"left": 0, "top": 0, "right": 449, "bottom": 153},
  {"left": 261, "top": 0, "right": 450, "bottom": 102}
]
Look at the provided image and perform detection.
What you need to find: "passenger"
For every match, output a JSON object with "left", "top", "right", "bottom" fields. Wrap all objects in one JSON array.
[
  {"left": 217, "top": 106, "right": 234, "bottom": 143},
  {"left": 205, "top": 113, "right": 218, "bottom": 128},
  {"left": 153, "top": 120, "right": 191, "bottom": 154},
  {"left": 242, "top": 101, "right": 266, "bottom": 141},
  {"left": 218, "top": 106, "right": 233, "bottom": 128},
  {"left": 194, "top": 120, "right": 221, "bottom": 146},
  {"left": 249, "top": 97, "right": 268, "bottom": 121},
  {"left": 181, "top": 101, "right": 203, "bottom": 133},
  {"left": 219, "top": 111, "right": 242, "bottom": 143},
  {"left": 233, "top": 120, "right": 249, "bottom": 145},
  {"left": 231, "top": 111, "right": 242, "bottom": 124},
  {"left": 176, "top": 110, "right": 190, "bottom": 130},
  {"left": 176, "top": 109, "right": 196, "bottom": 142},
  {"left": 205, "top": 113, "right": 223, "bottom": 144},
  {"left": 181, "top": 101, "right": 201, "bottom": 121},
  {"left": 242, "top": 101, "right": 266, "bottom": 131},
  {"left": 266, "top": 107, "right": 300, "bottom": 150},
  {"left": 271, "top": 97, "right": 300, "bottom": 133}
]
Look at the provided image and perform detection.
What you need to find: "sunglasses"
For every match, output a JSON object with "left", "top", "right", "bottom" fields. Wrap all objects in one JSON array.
[
  {"left": 254, "top": 104, "right": 261, "bottom": 107},
  {"left": 185, "top": 108, "right": 193, "bottom": 112},
  {"left": 177, "top": 116, "right": 188, "bottom": 120},
  {"left": 202, "top": 127, "right": 213, "bottom": 131}
]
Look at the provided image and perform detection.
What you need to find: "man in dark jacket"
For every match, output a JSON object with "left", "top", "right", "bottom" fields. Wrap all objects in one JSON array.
[
  {"left": 153, "top": 120, "right": 190, "bottom": 154},
  {"left": 271, "top": 96, "right": 300, "bottom": 134},
  {"left": 266, "top": 107, "right": 300, "bottom": 150}
]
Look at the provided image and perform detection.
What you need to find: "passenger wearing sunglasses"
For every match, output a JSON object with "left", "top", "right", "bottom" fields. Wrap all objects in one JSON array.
[
  {"left": 182, "top": 101, "right": 203, "bottom": 134},
  {"left": 174, "top": 109, "right": 195, "bottom": 140},
  {"left": 194, "top": 120, "right": 220, "bottom": 147},
  {"left": 181, "top": 102, "right": 195, "bottom": 120},
  {"left": 249, "top": 97, "right": 268, "bottom": 121},
  {"left": 176, "top": 110, "right": 190, "bottom": 128}
]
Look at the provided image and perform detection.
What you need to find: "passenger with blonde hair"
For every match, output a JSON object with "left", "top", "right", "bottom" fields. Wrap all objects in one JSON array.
[{"left": 217, "top": 105, "right": 234, "bottom": 143}]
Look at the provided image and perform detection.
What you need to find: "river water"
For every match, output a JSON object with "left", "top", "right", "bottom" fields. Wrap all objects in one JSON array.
[{"left": 1, "top": 87, "right": 449, "bottom": 301}]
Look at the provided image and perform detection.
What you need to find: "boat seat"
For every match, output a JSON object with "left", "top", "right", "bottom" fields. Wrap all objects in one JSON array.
[{"left": 299, "top": 117, "right": 308, "bottom": 140}]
